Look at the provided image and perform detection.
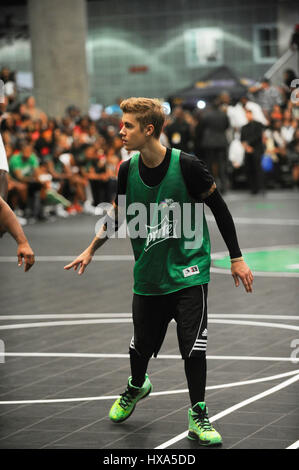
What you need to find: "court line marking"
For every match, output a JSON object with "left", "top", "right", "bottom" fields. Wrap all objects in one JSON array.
[
  {"left": 287, "top": 439, "right": 299, "bottom": 449},
  {"left": 0, "top": 314, "right": 133, "bottom": 320},
  {"left": 0, "top": 244, "right": 298, "bottom": 263},
  {"left": 0, "top": 255, "right": 134, "bottom": 262},
  {"left": 0, "top": 318, "right": 298, "bottom": 331},
  {"left": 224, "top": 192, "right": 299, "bottom": 201},
  {"left": 1, "top": 352, "right": 298, "bottom": 362},
  {"left": 0, "top": 313, "right": 298, "bottom": 321},
  {"left": 1, "top": 244, "right": 299, "bottom": 277},
  {"left": 211, "top": 314, "right": 299, "bottom": 320},
  {"left": 155, "top": 373, "right": 299, "bottom": 449},
  {"left": 211, "top": 268, "right": 299, "bottom": 278},
  {"left": 206, "top": 214, "right": 299, "bottom": 226},
  {"left": 0, "top": 369, "right": 297, "bottom": 405}
]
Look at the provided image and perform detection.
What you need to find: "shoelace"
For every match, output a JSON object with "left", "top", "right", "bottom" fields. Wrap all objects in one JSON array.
[
  {"left": 119, "top": 387, "right": 138, "bottom": 409},
  {"left": 193, "top": 413, "right": 213, "bottom": 431}
]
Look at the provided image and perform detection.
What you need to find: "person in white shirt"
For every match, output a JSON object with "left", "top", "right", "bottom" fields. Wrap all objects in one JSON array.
[
  {"left": 0, "top": 133, "right": 9, "bottom": 200},
  {"left": 227, "top": 95, "right": 268, "bottom": 169},
  {"left": 227, "top": 95, "right": 268, "bottom": 130}
]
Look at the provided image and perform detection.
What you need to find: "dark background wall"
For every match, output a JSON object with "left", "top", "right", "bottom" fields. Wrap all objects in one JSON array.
[{"left": 1, "top": 0, "right": 297, "bottom": 108}]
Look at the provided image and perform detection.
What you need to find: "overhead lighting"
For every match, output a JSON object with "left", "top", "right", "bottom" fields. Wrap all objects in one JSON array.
[
  {"left": 163, "top": 102, "right": 171, "bottom": 115},
  {"left": 197, "top": 100, "right": 206, "bottom": 109}
]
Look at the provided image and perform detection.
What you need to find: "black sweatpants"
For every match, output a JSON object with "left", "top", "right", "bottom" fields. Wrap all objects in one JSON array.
[{"left": 129, "top": 285, "right": 208, "bottom": 405}]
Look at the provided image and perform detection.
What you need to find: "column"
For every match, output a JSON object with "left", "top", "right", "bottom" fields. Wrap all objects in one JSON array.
[{"left": 28, "top": 0, "right": 89, "bottom": 117}]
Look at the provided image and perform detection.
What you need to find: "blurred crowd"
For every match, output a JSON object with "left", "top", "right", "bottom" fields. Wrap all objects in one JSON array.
[
  {"left": 0, "top": 65, "right": 298, "bottom": 224},
  {"left": 165, "top": 69, "right": 299, "bottom": 196}
]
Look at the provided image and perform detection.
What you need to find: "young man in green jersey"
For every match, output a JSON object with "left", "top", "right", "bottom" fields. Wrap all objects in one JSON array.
[{"left": 65, "top": 97, "right": 253, "bottom": 447}]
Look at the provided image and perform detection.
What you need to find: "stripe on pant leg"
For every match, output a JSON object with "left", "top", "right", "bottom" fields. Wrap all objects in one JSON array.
[{"left": 188, "top": 284, "right": 206, "bottom": 358}]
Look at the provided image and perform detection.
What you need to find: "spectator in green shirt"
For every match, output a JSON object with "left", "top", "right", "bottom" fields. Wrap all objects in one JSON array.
[
  {"left": 9, "top": 143, "right": 40, "bottom": 181},
  {"left": 9, "top": 141, "right": 46, "bottom": 220}
]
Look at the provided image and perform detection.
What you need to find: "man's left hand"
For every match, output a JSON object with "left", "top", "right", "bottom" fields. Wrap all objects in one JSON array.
[{"left": 231, "top": 260, "right": 254, "bottom": 293}]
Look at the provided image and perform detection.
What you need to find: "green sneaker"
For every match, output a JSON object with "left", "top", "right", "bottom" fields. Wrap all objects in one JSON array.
[
  {"left": 109, "top": 374, "right": 152, "bottom": 423},
  {"left": 188, "top": 402, "right": 222, "bottom": 446}
]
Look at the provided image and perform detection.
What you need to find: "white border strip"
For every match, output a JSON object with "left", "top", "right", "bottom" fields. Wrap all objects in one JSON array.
[
  {"left": 0, "top": 314, "right": 133, "bottom": 320},
  {"left": 211, "top": 267, "right": 299, "bottom": 278},
  {"left": 206, "top": 215, "right": 299, "bottom": 226},
  {"left": 0, "top": 370, "right": 297, "bottom": 406},
  {"left": 155, "top": 374, "right": 299, "bottom": 449},
  {"left": 0, "top": 255, "right": 134, "bottom": 262},
  {"left": 1, "top": 352, "right": 298, "bottom": 362},
  {"left": 0, "top": 313, "right": 298, "bottom": 321},
  {"left": 287, "top": 440, "right": 299, "bottom": 449},
  {"left": 0, "top": 318, "right": 297, "bottom": 332}
]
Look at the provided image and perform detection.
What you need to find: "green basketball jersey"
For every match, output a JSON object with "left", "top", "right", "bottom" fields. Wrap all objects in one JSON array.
[{"left": 126, "top": 148, "right": 211, "bottom": 295}]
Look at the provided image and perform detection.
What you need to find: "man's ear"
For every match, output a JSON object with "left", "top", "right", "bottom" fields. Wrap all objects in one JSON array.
[{"left": 145, "top": 124, "right": 155, "bottom": 136}]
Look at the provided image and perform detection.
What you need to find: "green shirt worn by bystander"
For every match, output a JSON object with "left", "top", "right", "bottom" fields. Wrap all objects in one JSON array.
[{"left": 9, "top": 153, "right": 39, "bottom": 179}]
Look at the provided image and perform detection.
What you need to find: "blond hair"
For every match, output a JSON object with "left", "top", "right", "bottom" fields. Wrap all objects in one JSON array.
[{"left": 120, "top": 97, "right": 165, "bottom": 138}]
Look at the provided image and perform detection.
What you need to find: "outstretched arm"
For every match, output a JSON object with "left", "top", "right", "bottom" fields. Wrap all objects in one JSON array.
[
  {"left": 0, "top": 170, "right": 8, "bottom": 200},
  {"left": 0, "top": 196, "right": 35, "bottom": 271},
  {"left": 64, "top": 203, "right": 118, "bottom": 275}
]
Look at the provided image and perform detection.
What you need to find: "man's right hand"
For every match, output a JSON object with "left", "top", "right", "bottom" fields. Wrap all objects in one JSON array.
[
  {"left": 64, "top": 249, "right": 93, "bottom": 275},
  {"left": 17, "top": 241, "right": 35, "bottom": 272}
]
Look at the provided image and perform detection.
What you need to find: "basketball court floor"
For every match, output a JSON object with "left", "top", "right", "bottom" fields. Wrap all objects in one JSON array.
[{"left": 0, "top": 190, "right": 298, "bottom": 451}]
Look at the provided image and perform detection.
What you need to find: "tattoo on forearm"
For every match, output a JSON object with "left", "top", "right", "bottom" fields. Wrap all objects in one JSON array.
[{"left": 201, "top": 182, "right": 217, "bottom": 200}]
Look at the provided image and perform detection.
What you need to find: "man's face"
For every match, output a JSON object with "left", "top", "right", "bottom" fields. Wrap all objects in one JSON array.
[
  {"left": 27, "top": 96, "right": 35, "bottom": 108},
  {"left": 21, "top": 146, "right": 32, "bottom": 159},
  {"left": 261, "top": 81, "right": 270, "bottom": 89},
  {"left": 246, "top": 110, "right": 253, "bottom": 121},
  {"left": 120, "top": 113, "right": 148, "bottom": 151}
]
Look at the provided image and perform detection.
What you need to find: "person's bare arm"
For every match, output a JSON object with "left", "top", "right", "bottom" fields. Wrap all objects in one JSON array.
[
  {"left": 0, "top": 170, "right": 8, "bottom": 200},
  {"left": 13, "top": 168, "right": 36, "bottom": 183},
  {"left": 64, "top": 203, "right": 118, "bottom": 275},
  {"left": 0, "top": 196, "right": 35, "bottom": 271}
]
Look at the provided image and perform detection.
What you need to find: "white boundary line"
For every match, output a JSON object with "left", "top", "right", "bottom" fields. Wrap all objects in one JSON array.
[
  {"left": 0, "top": 313, "right": 133, "bottom": 320},
  {"left": 0, "top": 313, "right": 298, "bottom": 321},
  {"left": 210, "top": 314, "right": 299, "bottom": 320},
  {"left": 1, "top": 244, "right": 299, "bottom": 277},
  {"left": 0, "top": 318, "right": 298, "bottom": 331},
  {"left": 211, "top": 267, "right": 299, "bottom": 278},
  {"left": 206, "top": 214, "right": 299, "bottom": 226},
  {"left": 0, "top": 255, "right": 134, "bottom": 262},
  {"left": 0, "top": 245, "right": 298, "bottom": 261},
  {"left": 287, "top": 440, "right": 299, "bottom": 449},
  {"left": 1, "top": 352, "right": 298, "bottom": 362},
  {"left": 0, "top": 369, "right": 297, "bottom": 406},
  {"left": 209, "top": 319, "right": 299, "bottom": 332},
  {"left": 0, "top": 319, "right": 132, "bottom": 330},
  {"left": 155, "top": 374, "right": 299, "bottom": 449},
  {"left": 225, "top": 192, "right": 299, "bottom": 201}
]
